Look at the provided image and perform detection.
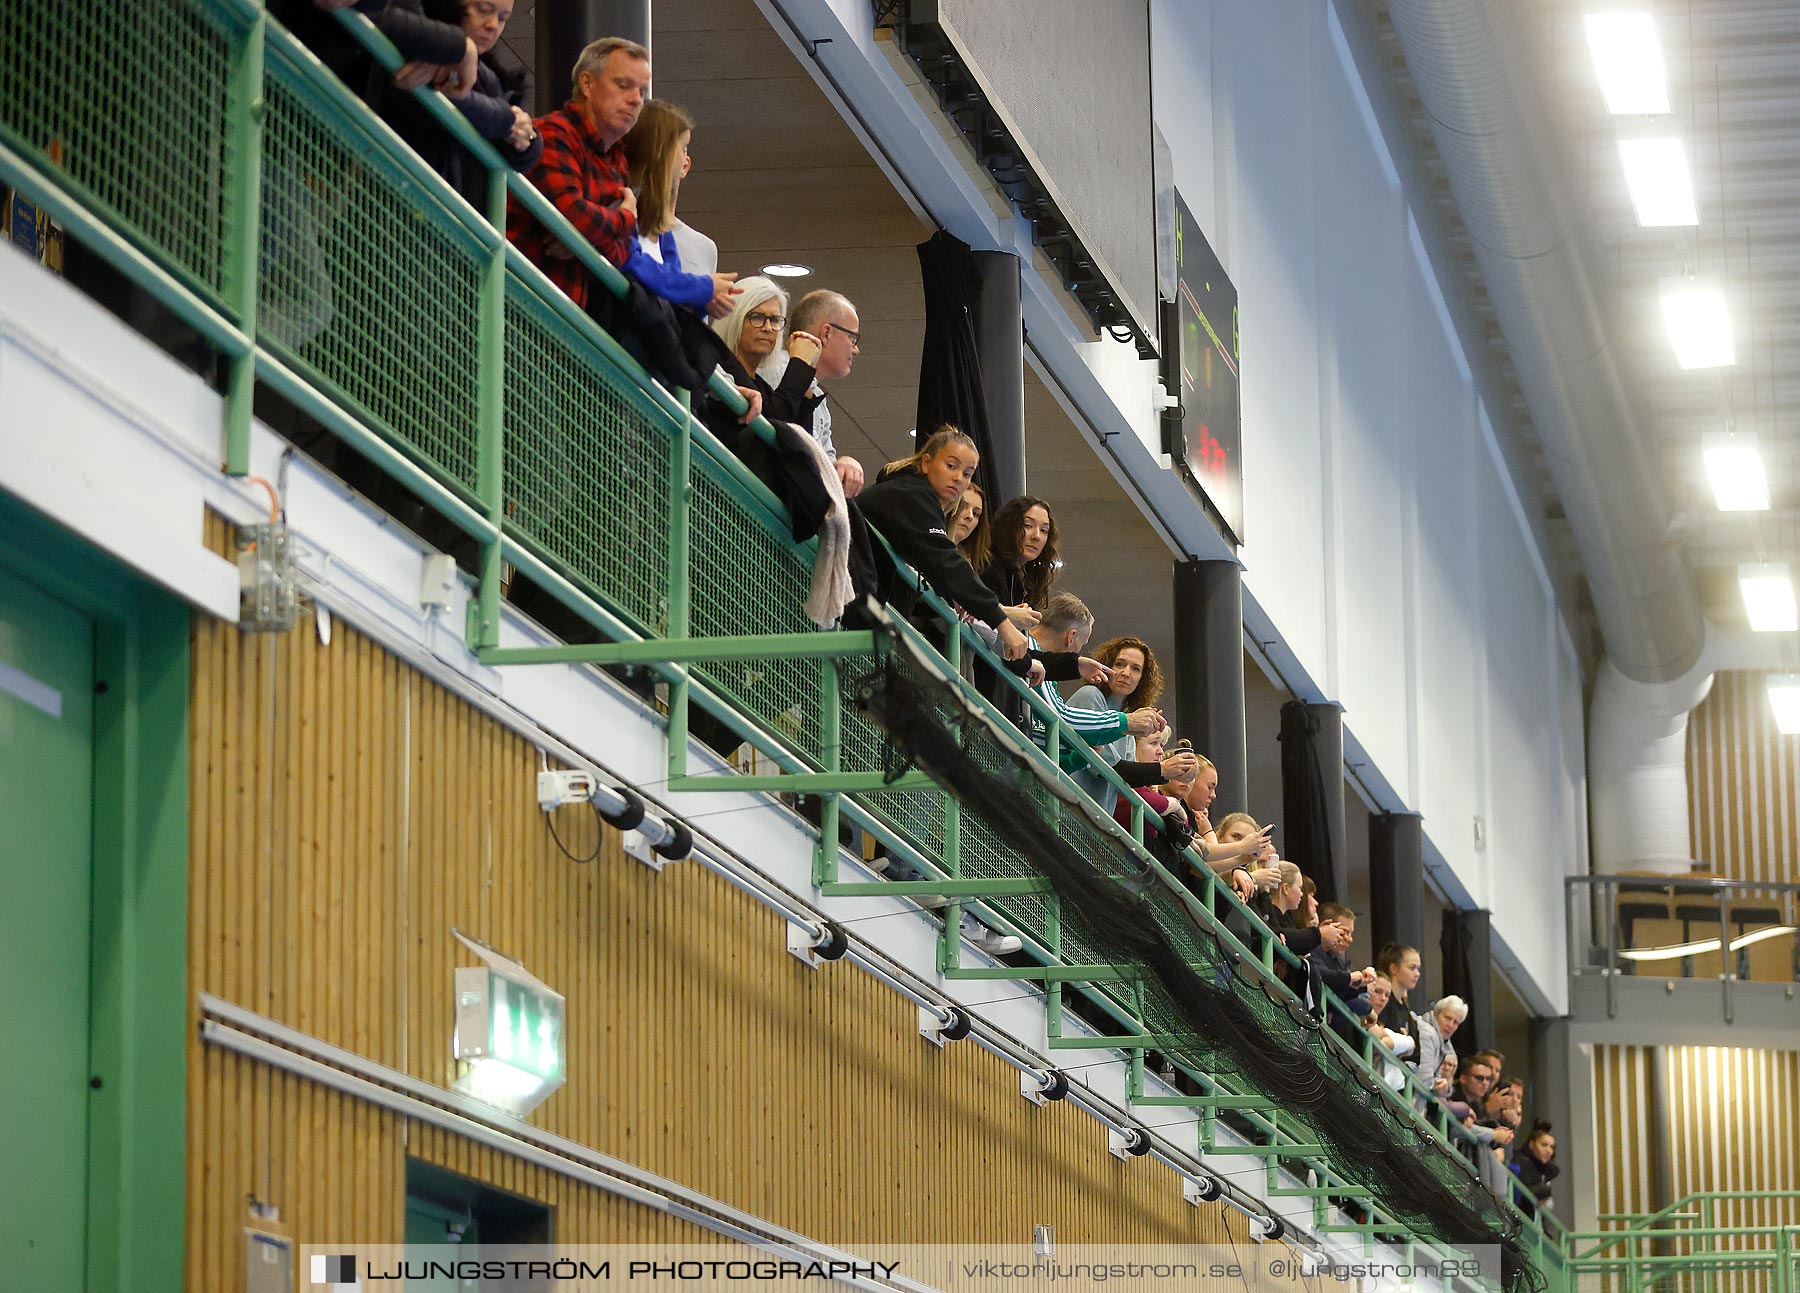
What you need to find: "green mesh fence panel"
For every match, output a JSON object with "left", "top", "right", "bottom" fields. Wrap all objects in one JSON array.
[
  {"left": 502, "top": 279, "right": 669, "bottom": 630},
  {"left": 258, "top": 52, "right": 483, "bottom": 494},
  {"left": 687, "top": 468, "right": 823, "bottom": 755},
  {"left": 0, "top": 0, "right": 232, "bottom": 296}
]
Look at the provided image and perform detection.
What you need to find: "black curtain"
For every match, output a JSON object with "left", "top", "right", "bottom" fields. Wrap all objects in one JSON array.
[
  {"left": 1369, "top": 812, "right": 1426, "bottom": 979},
  {"left": 915, "top": 230, "right": 1002, "bottom": 504},
  {"left": 1278, "top": 700, "right": 1340, "bottom": 905},
  {"left": 1440, "top": 908, "right": 1493, "bottom": 1052}
]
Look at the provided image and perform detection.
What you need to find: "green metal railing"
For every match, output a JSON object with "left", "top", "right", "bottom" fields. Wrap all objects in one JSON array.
[
  {"left": 1567, "top": 1193, "right": 1800, "bottom": 1293},
  {"left": 0, "top": 0, "right": 1563, "bottom": 1278}
]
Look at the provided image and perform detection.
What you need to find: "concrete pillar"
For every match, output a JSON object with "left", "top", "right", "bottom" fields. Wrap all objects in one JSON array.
[
  {"left": 1172, "top": 559, "right": 1246, "bottom": 813},
  {"left": 540, "top": 0, "right": 652, "bottom": 108},
  {"left": 971, "top": 251, "right": 1025, "bottom": 504}
]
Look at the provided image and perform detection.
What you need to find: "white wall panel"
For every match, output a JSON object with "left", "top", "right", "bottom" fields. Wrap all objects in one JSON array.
[
  {"left": 1149, "top": 0, "right": 1216, "bottom": 248},
  {"left": 1478, "top": 431, "right": 1564, "bottom": 979},
  {"left": 1140, "top": 0, "right": 1584, "bottom": 1008},
  {"left": 1212, "top": 0, "right": 1330, "bottom": 684},
  {"left": 1312, "top": 27, "right": 1409, "bottom": 784},
  {"left": 1405, "top": 244, "right": 1483, "bottom": 883}
]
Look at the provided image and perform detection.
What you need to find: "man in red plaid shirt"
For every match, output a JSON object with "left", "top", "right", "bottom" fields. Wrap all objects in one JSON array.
[{"left": 507, "top": 36, "right": 651, "bottom": 309}]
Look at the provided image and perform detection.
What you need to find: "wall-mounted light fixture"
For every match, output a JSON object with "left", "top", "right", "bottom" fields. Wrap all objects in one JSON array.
[{"left": 451, "top": 931, "right": 566, "bottom": 1117}]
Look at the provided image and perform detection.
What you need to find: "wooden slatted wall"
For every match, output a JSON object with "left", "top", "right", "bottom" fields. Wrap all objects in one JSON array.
[
  {"left": 1590, "top": 1044, "right": 1800, "bottom": 1293},
  {"left": 1592, "top": 1044, "right": 1655, "bottom": 1230},
  {"left": 1687, "top": 671, "right": 1800, "bottom": 884},
  {"left": 187, "top": 521, "right": 1236, "bottom": 1284},
  {"left": 1663, "top": 1047, "right": 1800, "bottom": 1293}
]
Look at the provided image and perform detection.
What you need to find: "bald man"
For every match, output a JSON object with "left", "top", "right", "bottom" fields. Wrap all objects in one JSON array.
[{"left": 758, "top": 288, "right": 866, "bottom": 496}]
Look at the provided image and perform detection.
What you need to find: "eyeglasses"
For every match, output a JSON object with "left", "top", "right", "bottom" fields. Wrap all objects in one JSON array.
[
  {"left": 745, "top": 311, "right": 786, "bottom": 331},
  {"left": 828, "top": 322, "right": 862, "bottom": 351}
]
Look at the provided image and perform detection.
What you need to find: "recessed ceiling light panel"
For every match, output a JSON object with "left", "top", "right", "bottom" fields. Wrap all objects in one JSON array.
[
  {"left": 1661, "top": 278, "right": 1736, "bottom": 370},
  {"left": 1738, "top": 563, "right": 1798, "bottom": 633},
  {"left": 761, "top": 263, "right": 812, "bottom": 278},
  {"left": 1702, "top": 434, "right": 1771, "bottom": 512},
  {"left": 1618, "top": 136, "right": 1698, "bottom": 226},
  {"left": 1583, "top": 7, "right": 1671, "bottom": 115}
]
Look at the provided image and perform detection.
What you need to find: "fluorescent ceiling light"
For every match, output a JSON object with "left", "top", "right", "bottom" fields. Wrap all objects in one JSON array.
[
  {"left": 1619, "top": 924, "right": 1797, "bottom": 962},
  {"left": 1770, "top": 676, "right": 1800, "bottom": 735},
  {"left": 1739, "top": 563, "right": 1798, "bottom": 633},
  {"left": 760, "top": 263, "right": 812, "bottom": 278},
  {"left": 1661, "top": 279, "right": 1736, "bottom": 369},
  {"left": 1702, "top": 434, "right": 1771, "bottom": 511},
  {"left": 1583, "top": 8, "right": 1671, "bottom": 115},
  {"left": 1618, "top": 136, "right": 1698, "bottom": 226}
]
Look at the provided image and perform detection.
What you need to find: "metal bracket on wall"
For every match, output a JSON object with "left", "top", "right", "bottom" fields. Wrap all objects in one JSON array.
[{"left": 238, "top": 523, "right": 300, "bottom": 632}]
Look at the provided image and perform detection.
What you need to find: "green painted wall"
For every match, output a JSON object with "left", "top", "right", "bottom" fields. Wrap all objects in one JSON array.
[
  {"left": 0, "top": 562, "right": 97, "bottom": 1288},
  {"left": 0, "top": 494, "right": 188, "bottom": 1292}
]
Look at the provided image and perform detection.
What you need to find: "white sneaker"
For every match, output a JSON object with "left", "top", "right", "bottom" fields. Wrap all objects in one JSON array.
[{"left": 962, "top": 914, "right": 1021, "bottom": 956}]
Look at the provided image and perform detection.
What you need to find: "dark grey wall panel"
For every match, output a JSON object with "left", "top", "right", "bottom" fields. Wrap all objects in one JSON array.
[{"left": 932, "top": 0, "right": 1158, "bottom": 345}]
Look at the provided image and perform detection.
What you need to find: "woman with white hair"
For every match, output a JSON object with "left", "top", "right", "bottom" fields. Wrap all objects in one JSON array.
[
  {"left": 711, "top": 276, "right": 824, "bottom": 428},
  {"left": 1412, "top": 994, "right": 1467, "bottom": 1107}
]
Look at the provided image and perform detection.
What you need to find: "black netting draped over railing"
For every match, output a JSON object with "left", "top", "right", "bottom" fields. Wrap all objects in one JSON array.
[{"left": 851, "top": 633, "right": 1533, "bottom": 1292}]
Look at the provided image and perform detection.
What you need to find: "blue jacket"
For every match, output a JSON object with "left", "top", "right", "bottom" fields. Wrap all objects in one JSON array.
[{"left": 622, "top": 231, "right": 715, "bottom": 315}]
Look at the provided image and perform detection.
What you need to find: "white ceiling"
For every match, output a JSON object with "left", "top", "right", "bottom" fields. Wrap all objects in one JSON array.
[{"left": 1539, "top": 0, "right": 1800, "bottom": 630}]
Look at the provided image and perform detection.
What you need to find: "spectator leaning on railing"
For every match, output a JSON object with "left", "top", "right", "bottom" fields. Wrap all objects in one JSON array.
[
  {"left": 282, "top": 0, "right": 478, "bottom": 108},
  {"left": 982, "top": 495, "right": 1060, "bottom": 616},
  {"left": 618, "top": 100, "right": 741, "bottom": 320},
  {"left": 1483, "top": 1077, "right": 1524, "bottom": 1162},
  {"left": 1362, "top": 974, "right": 1417, "bottom": 1091},
  {"left": 1375, "top": 942, "right": 1424, "bottom": 1062},
  {"left": 761, "top": 291, "right": 868, "bottom": 498},
  {"left": 1512, "top": 1122, "right": 1559, "bottom": 1211},
  {"left": 1024, "top": 599, "right": 1164, "bottom": 761},
  {"left": 854, "top": 428, "right": 1029, "bottom": 661},
  {"left": 950, "top": 483, "right": 990, "bottom": 575},
  {"left": 401, "top": 0, "right": 541, "bottom": 203},
  {"left": 1412, "top": 994, "right": 1465, "bottom": 1105},
  {"left": 507, "top": 36, "right": 651, "bottom": 308},
  {"left": 1287, "top": 903, "right": 1378, "bottom": 1024}
]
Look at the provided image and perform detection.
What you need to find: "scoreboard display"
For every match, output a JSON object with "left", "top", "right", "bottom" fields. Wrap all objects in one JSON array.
[{"left": 1165, "top": 191, "right": 1243, "bottom": 544}]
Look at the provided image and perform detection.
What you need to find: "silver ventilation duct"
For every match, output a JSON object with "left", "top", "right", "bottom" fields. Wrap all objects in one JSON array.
[{"left": 1384, "top": 0, "right": 1706, "bottom": 686}]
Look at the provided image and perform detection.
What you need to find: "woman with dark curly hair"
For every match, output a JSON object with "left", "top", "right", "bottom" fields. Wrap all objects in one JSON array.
[
  {"left": 1081, "top": 636, "right": 1164, "bottom": 710},
  {"left": 982, "top": 495, "right": 1060, "bottom": 620},
  {"left": 1066, "top": 636, "right": 1179, "bottom": 811}
]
